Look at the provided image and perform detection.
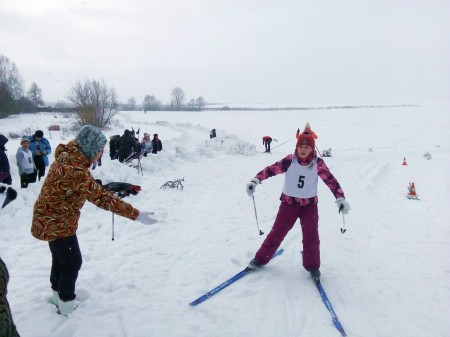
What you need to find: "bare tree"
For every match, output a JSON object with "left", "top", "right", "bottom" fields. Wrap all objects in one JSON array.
[
  {"left": 170, "top": 87, "right": 185, "bottom": 110},
  {"left": 142, "top": 95, "right": 161, "bottom": 111},
  {"left": 126, "top": 97, "right": 136, "bottom": 111},
  {"left": 27, "top": 82, "right": 44, "bottom": 109},
  {"left": 0, "top": 55, "right": 24, "bottom": 100},
  {"left": 67, "top": 79, "right": 118, "bottom": 128},
  {"left": 187, "top": 99, "right": 196, "bottom": 109},
  {"left": 186, "top": 96, "right": 206, "bottom": 111},
  {"left": 196, "top": 96, "right": 206, "bottom": 110}
]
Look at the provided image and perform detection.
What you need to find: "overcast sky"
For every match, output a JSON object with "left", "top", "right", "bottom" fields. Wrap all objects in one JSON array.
[{"left": 1, "top": 0, "right": 449, "bottom": 105}]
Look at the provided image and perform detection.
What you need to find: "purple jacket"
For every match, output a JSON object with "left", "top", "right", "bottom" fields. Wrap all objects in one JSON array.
[{"left": 255, "top": 153, "right": 345, "bottom": 206}]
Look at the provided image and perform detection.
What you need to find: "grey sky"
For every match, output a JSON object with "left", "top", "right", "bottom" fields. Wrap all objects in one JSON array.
[{"left": 1, "top": 0, "right": 449, "bottom": 105}]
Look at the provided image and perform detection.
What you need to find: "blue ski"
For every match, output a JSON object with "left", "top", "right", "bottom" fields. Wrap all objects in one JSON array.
[
  {"left": 314, "top": 279, "right": 347, "bottom": 336},
  {"left": 301, "top": 251, "right": 347, "bottom": 336},
  {"left": 189, "top": 249, "right": 284, "bottom": 306}
]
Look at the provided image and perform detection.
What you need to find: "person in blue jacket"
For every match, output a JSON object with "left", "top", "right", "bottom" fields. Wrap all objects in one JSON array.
[{"left": 29, "top": 130, "right": 52, "bottom": 181}]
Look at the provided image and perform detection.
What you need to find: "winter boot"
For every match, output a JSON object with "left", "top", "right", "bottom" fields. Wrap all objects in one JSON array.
[
  {"left": 57, "top": 298, "right": 78, "bottom": 316},
  {"left": 246, "top": 259, "right": 262, "bottom": 271},
  {"left": 310, "top": 269, "right": 321, "bottom": 281}
]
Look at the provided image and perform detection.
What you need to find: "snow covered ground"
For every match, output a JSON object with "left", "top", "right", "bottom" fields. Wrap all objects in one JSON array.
[{"left": 1, "top": 103, "right": 449, "bottom": 337}]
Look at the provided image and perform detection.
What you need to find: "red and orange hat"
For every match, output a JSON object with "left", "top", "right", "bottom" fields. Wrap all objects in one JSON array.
[{"left": 296, "top": 132, "right": 315, "bottom": 149}]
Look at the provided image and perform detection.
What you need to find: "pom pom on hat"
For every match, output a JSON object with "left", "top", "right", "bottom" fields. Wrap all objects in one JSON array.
[
  {"left": 20, "top": 135, "right": 30, "bottom": 144},
  {"left": 75, "top": 125, "right": 107, "bottom": 160},
  {"left": 296, "top": 132, "right": 315, "bottom": 149}
]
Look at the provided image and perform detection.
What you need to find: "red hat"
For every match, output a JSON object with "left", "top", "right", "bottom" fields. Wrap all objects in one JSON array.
[{"left": 296, "top": 132, "right": 315, "bottom": 149}]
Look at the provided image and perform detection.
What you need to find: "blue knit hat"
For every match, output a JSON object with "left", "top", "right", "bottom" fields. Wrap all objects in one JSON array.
[{"left": 75, "top": 125, "right": 107, "bottom": 160}]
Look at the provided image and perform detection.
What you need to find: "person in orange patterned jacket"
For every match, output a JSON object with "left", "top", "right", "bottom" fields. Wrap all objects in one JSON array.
[{"left": 31, "top": 125, "right": 157, "bottom": 316}]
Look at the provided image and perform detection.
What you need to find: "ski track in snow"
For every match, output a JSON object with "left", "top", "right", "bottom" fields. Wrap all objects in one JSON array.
[{"left": 1, "top": 105, "right": 450, "bottom": 337}]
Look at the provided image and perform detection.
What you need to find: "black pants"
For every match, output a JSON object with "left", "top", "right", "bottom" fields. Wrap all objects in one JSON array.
[
  {"left": 48, "top": 235, "right": 83, "bottom": 301},
  {"left": 33, "top": 156, "right": 46, "bottom": 181},
  {"left": 264, "top": 140, "right": 272, "bottom": 152},
  {"left": 20, "top": 171, "right": 36, "bottom": 189}
]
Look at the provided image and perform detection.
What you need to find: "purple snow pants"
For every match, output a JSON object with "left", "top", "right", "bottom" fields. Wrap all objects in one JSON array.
[{"left": 254, "top": 202, "right": 320, "bottom": 271}]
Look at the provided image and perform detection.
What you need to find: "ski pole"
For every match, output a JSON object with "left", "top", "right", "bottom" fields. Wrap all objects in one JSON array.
[
  {"left": 252, "top": 195, "right": 264, "bottom": 236},
  {"left": 339, "top": 205, "right": 346, "bottom": 234},
  {"left": 112, "top": 213, "right": 115, "bottom": 240},
  {"left": 270, "top": 139, "right": 290, "bottom": 151},
  {"left": 315, "top": 145, "right": 324, "bottom": 160}
]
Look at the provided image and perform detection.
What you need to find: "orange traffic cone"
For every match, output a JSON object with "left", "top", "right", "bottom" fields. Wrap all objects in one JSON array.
[
  {"left": 407, "top": 182, "right": 418, "bottom": 199},
  {"left": 402, "top": 157, "right": 407, "bottom": 166}
]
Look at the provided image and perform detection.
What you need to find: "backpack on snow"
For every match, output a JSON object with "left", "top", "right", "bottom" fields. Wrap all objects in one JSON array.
[{"left": 95, "top": 179, "right": 141, "bottom": 198}]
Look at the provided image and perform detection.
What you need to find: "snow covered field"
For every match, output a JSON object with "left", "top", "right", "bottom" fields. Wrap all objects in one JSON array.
[{"left": 1, "top": 103, "right": 449, "bottom": 337}]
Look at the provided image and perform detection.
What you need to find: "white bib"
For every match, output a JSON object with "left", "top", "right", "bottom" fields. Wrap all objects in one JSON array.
[
  {"left": 282, "top": 156, "right": 318, "bottom": 198},
  {"left": 17, "top": 148, "right": 35, "bottom": 174}
]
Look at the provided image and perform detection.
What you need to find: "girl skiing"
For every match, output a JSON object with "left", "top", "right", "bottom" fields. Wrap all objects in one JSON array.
[{"left": 245, "top": 132, "right": 350, "bottom": 280}]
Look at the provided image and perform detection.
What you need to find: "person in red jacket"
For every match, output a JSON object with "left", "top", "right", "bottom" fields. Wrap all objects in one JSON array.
[
  {"left": 296, "top": 122, "right": 318, "bottom": 140},
  {"left": 245, "top": 132, "right": 350, "bottom": 280},
  {"left": 262, "top": 136, "right": 272, "bottom": 153}
]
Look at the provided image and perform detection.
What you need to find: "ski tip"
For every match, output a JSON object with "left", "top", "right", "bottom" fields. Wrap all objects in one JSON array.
[{"left": 275, "top": 248, "right": 284, "bottom": 255}]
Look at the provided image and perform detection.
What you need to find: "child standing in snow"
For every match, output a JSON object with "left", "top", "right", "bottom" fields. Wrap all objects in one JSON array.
[
  {"left": 151, "top": 134, "right": 163, "bottom": 154},
  {"left": 16, "top": 136, "right": 37, "bottom": 188},
  {"left": 31, "top": 125, "right": 158, "bottom": 316},
  {"left": 245, "top": 132, "right": 350, "bottom": 280},
  {"left": 140, "top": 133, "right": 153, "bottom": 157}
]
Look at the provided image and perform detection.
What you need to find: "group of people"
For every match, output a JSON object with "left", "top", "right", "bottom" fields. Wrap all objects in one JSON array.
[
  {"left": 1, "top": 121, "right": 350, "bottom": 331},
  {"left": 110, "top": 129, "right": 163, "bottom": 163},
  {"left": 0, "top": 130, "right": 52, "bottom": 189}
]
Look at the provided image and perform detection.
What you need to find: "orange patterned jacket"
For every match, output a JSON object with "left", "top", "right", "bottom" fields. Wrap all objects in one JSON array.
[{"left": 31, "top": 140, "right": 139, "bottom": 241}]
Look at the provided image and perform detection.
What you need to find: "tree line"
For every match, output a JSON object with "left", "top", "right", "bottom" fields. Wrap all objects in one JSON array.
[
  {"left": 0, "top": 54, "right": 206, "bottom": 128},
  {"left": 0, "top": 55, "right": 44, "bottom": 118}
]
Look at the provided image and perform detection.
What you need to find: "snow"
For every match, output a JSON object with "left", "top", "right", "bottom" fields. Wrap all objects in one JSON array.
[{"left": 1, "top": 103, "right": 449, "bottom": 337}]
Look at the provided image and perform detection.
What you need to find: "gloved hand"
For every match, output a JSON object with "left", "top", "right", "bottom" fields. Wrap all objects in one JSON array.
[
  {"left": 297, "top": 128, "right": 300, "bottom": 133},
  {"left": 336, "top": 197, "right": 350, "bottom": 214},
  {"left": 136, "top": 211, "right": 158, "bottom": 225},
  {"left": 42, "top": 150, "right": 48, "bottom": 155},
  {"left": 246, "top": 178, "right": 260, "bottom": 196}
]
